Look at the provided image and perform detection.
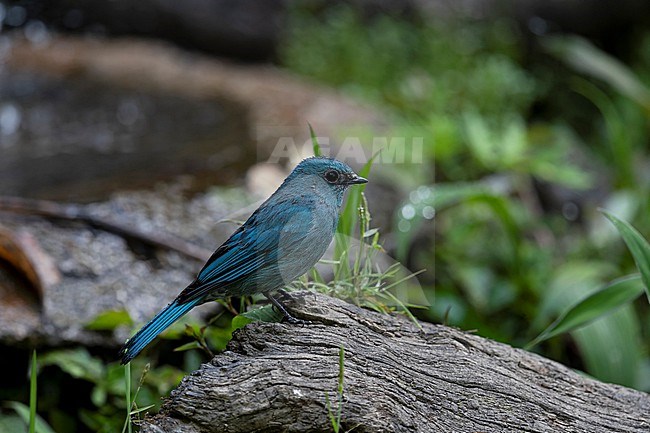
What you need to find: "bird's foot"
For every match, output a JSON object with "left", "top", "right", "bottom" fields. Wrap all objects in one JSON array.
[
  {"left": 265, "top": 293, "right": 312, "bottom": 325},
  {"left": 284, "top": 314, "right": 312, "bottom": 326}
]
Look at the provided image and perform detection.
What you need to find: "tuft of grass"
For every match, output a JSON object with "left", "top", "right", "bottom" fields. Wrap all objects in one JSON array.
[
  {"left": 291, "top": 191, "right": 425, "bottom": 327},
  {"left": 122, "top": 363, "right": 155, "bottom": 433}
]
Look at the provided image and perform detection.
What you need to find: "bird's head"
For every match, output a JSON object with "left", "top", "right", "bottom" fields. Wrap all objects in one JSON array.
[
  {"left": 284, "top": 157, "right": 367, "bottom": 204},
  {"left": 290, "top": 156, "right": 367, "bottom": 187}
]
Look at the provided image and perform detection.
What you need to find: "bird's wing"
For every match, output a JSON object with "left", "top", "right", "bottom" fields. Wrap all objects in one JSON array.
[{"left": 176, "top": 198, "right": 312, "bottom": 304}]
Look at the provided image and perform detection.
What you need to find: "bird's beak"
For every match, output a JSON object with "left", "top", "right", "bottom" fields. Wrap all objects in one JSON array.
[{"left": 347, "top": 174, "right": 368, "bottom": 185}]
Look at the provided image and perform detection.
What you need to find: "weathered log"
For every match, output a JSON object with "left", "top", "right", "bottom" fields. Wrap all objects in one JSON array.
[{"left": 142, "top": 291, "right": 650, "bottom": 433}]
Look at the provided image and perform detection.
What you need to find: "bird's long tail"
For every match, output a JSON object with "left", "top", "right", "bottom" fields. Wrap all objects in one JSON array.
[{"left": 119, "top": 298, "right": 199, "bottom": 364}]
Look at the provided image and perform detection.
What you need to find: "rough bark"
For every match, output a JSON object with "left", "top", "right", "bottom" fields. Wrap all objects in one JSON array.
[{"left": 142, "top": 291, "right": 650, "bottom": 433}]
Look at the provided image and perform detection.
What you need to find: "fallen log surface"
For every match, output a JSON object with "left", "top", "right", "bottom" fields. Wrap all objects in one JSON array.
[{"left": 142, "top": 291, "right": 650, "bottom": 433}]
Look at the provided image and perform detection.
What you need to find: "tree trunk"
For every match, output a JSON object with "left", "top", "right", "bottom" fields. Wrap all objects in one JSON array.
[{"left": 141, "top": 291, "right": 650, "bottom": 433}]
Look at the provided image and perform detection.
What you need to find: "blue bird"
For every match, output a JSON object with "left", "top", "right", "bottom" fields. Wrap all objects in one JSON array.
[{"left": 119, "top": 157, "right": 367, "bottom": 363}]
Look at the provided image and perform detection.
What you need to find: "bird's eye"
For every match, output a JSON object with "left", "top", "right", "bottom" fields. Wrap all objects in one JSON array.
[{"left": 324, "top": 170, "right": 340, "bottom": 183}]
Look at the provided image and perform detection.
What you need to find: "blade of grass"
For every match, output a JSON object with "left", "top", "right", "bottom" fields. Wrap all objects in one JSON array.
[
  {"left": 29, "top": 350, "right": 37, "bottom": 433},
  {"left": 310, "top": 266, "right": 325, "bottom": 284},
  {"left": 381, "top": 268, "right": 426, "bottom": 292},
  {"left": 324, "top": 392, "right": 339, "bottom": 433},
  {"left": 173, "top": 341, "right": 202, "bottom": 352},
  {"left": 382, "top": 291, "right": 423, "bottom": 331},
  {"left": 602, "top": 210, "right": 650, "bottom": 302},
  {"left": 122, "top": 363, "right": 132, "bottom": 433},
  {"left": 353, "top": 194, "right": 370, "bottom": 279},
  {"left": 130, "top": 404, "right": 155, "bottom": 415},
  {"left": 308, "top": 122, "right": 322, "bottom": 157}
]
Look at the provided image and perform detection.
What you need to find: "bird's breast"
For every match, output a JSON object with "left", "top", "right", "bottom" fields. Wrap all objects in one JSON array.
[{"left": 274, "top": 203, "right": 338, "bottom": 285}]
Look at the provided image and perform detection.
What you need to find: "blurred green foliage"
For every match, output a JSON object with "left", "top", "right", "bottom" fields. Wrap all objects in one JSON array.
[
  {"left": 283, "top": 6, "right": 536, "bottom": 120},
  {"left": 282, "top": 5, "right": 650, "bottom": 392}
]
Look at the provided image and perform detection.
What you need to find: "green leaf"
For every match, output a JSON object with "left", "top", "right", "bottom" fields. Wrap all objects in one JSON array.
[
  {"left": 6, "top": 402, "right": 56, "bottom": 433},
  {"left": 543, "top": 35, "right": 650, "bottom": 110},
  {"left": 91, "top": 385, "right": 108, "bottom": 407},
  {"left": 527, "top": 275, "right": 644, "bottom": 348},
  {"left": 531, "top": 260, "right": 614, "bottom": 332},
  {"left": 363, "top": 228, "right": 378, "bottom": 238},
  {"left": 464, "top": 114, "right": 528, "bottom": 168},
  {"left": 324, "top": 392, "right": 338, "bottom": 433},
  {"left": 572, "top": 305, "right": 642, "bottom": 387},
  {"left": 230, "top": 315, "right": 254, "bottom": 330},
  {"left": 183, "top": 323, "right": 202, "bottom": 340},
  {"left": 0, "top": 413, "right": 25, "bottom": 433},
  {"left": 464, "top": 112, "right": 497, "bottom": 167},
  {"left": 529, "top": 157, "right": 592, "bottom": 189},
  {"left": 236, "top": 305, "right": 283, "bottom": 325},
  {"left": 173, "top": 341, "right": 202, "bottom": 352},
  {"left": 308, "top": 122, "right": 322, "bottom": 156},
  {"left": 39, "top": 348, "right": 105, "bottom": 383},
  {"left": 85, "top": 310, "right": 133, "bottom": 331},
  {"left": 602, "top": 210, "right": 650, "bottom": 302}
]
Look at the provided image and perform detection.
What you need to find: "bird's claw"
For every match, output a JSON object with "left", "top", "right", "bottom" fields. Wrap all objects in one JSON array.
[{"left": 285, "top": 315, "right": 312, "bottom": 326}]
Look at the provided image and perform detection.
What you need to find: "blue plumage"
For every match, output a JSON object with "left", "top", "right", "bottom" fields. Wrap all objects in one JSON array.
[{"left": 119, "top": 157, "right": 367, "bottom": 363}]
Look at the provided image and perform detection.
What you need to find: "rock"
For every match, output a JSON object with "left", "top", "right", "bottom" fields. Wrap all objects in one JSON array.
[
  {"left": 0, "top": 185, "right": 255, "bottom": 347},
  {"left": 0, "top": 68, "right": 251, "bottom": 201},
  {"left": 2, "top": 34, "right": 386, "bottom": 163}
]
